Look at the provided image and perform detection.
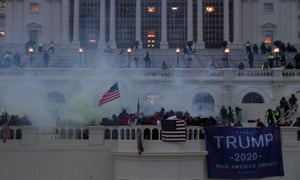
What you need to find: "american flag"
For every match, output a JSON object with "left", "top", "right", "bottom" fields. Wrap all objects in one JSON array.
[
  {"left": 98, "top": 82, "right": 121, "bottom": 106},
  {"left": 1, "top": 111, "right": 10, "bottom": 143},
  {"left": 161, "top": 119, "right": 186, "bottom": 142}
]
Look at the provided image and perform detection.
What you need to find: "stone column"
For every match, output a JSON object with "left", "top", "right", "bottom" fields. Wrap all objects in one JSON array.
[
  {"left": 109, "top": 0, "right": 117, "bottom": 48},
  {"left": 223, "top": 0, "right": 230, "bottom": 47},
  {"left": 62, "top": 0, "right": 70, "bottom": 45},
  {"left": 72, "top": 0, "right": 80, "bottom": 47},
  {"left": 4, "top": 1, "right": 13, "bottom": 44},
  {"left": 160, "top": 0, "right": 168, "bottom": 49},
  {"left": 98, "top": 0, "right": 106, "bottom": 49},
  {"left": 196, "top": 0, "right": 205, "bottom": 49},
  {"left": 135, "top": 0, "right": 142, "bottom": 49},
  {"left": 187, "top": 0, "right": 193, "bottom": 42},
  {"left": 233, "top": 0, "right": 242, "bottom": 49},
  {"left": 223, "top": 83, "right": 233, "bottom": 106}
]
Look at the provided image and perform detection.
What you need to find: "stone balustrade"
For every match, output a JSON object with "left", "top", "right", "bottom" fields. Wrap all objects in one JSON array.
[
  {"left": 2, "top": 125, "right": 299, "bottom": 150},
  {"left": 0, "top": 68, "right": 300, "bottom": 80}
]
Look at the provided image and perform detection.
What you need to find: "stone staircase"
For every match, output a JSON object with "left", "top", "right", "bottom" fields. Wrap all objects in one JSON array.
[{"left": 7, "top": 48, "right": 299, "bottom": 69}]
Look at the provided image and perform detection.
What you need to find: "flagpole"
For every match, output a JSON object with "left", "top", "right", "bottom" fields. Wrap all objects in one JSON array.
[
  {"left": 115, "top": 81, "right": 123, "bottom": 112},
  {"left": 119, "top": 95, "right": 124, "bottom": 112}
]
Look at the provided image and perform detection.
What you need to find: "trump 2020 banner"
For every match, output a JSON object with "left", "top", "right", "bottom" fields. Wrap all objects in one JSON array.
[{"left": 204, "top": 127, "right": 284, "bottom": 179}]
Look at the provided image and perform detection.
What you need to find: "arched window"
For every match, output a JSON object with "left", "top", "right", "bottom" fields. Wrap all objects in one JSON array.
[
  {"left": 242, "top": 92, "right": 264, "bottom": 103},
  {"left": 45, "top": 91, "right": 66, "bottom": 116},
  {"left": 126, "top": 129, "right": 130, "bottom": 140},
  {"left": 188, "top": 129, "right": 192, "bottom": 140},
  {"left": 121, "top": 129, "right": 125, "bottom": 140},
  {"left": 192, "top": 92, "right": 215, "bottom": 115},
  {"left": 143, "top": 93, "right": 164, "bottom": 115},
  {"left": 194, "top": 129, "right": 198, "bottom": 140},
  {"left": 68, "top": 129, "right": 74, "bottom": 139},
  {"left": 104, "top": 129, "right": 111, "bottom": 139},
  {"left": 75, "top": 129, "right": 81, "bottom": 139},
  {"left": 46, "top": 91, "right": 66, "bottom": 103},
  {"left": 144, "top": 128, "right": 150, "bottom": 140},
  {"left": 152, "top": 128, "right": 159, "bottom": 140},
  {"left": 112, "top": 129, "right": 118, "bottom": 139},
  {"left": 83, "top": 129, "right": 89, "bottom": 139},
  {"left": 60, "top": 129, "right": 66, "bottom": 139},
  {"left": 131, "top": 129, "right": 136, "bottom": 140},
  {"left": 16, "top": 129, "right": 22, "bottom": 139}
]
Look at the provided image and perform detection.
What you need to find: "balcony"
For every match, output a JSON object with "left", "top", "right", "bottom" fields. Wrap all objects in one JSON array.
[
  {"left": 1, "top": 125, "right": 299, "bottom": 151},
  {"left": 0, "top": 68, "right": 300, "bottom": 82}
]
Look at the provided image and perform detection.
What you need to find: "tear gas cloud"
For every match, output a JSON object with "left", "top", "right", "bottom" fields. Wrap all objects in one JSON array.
[{"left": 0, "top": 51, "right": 215, "bottom": 126}]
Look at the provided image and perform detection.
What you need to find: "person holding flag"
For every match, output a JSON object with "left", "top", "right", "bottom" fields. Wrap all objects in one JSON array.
[
  {"left": 136, "top": 128, "right": 144, "bottom": 154},
  {"left": 1, "top": 111, "right": 10, "bottom": 143}
]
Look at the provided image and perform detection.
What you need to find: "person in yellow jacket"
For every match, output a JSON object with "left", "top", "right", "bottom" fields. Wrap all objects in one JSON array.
[
  {"left": 267, "top": 53, "right": 275, "bottom": 68},
  {"left": 265, "top": 108, "right": 275, "bottom": 126}
]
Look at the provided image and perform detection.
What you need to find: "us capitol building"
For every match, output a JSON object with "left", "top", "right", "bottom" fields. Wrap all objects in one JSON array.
[{"left": 0, "top": 1, "right": 300, "bottom": 180}]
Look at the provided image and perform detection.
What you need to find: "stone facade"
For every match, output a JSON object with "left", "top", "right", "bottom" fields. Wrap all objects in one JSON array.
[{"left": 0, "top": 0, "right": 299, "bottom": 50}]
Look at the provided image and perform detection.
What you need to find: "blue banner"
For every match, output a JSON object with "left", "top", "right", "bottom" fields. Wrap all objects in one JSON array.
[{"left": 204, "top": 127, "right": 284, "bottom": 179}]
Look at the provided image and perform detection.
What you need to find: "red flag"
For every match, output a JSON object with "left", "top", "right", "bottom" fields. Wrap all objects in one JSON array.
[
  {"left": 1, "top": 111, "right": 10, "bottom": 143},
  {"left": 137, "top": 129, "right": 144, "bottom": 154},
  {"left": 98, "top": 82, "right": 120, "bottom": 106}
]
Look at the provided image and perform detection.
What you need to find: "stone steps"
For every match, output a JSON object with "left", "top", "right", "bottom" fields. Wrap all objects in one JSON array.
[{"left": 6, "top": 49, "right": 298, "bottom": 69}]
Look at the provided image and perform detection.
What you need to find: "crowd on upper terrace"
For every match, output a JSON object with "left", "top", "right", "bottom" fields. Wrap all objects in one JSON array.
[
  {"left": 99, "top": 103, "right": 299, "bottom": 128},
  {"left": 0, "top": 111, "right": 32, "bottom": 126},
  {"left": 0, "top": 40, "right": 300, "bottom": 69}
]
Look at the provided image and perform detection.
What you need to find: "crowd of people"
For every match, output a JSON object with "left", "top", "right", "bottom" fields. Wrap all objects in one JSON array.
[
  {"left": 0, "top": 111, "right": 32, "bottom": 126},
  {"left": 1, "top": 39, "right": 300, "bottom": 69},
  {"left": 244, "top": 40, "right": 299, "bottom": 70},
  {"left": 100, "top": 108, "right": 218, "bottom": 127},
  {"left": 263, "top": 94, "right": 298, "bottom": 127},
  {"left": 99, "top": 94, "right": 299, "bottom": 128},
  {"left": 0, "top": 41, "right": 54, "bottom": 68}
]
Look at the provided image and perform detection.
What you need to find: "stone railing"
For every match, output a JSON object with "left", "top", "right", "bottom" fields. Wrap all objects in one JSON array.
[
  {"left": 0, "top": 68, "right": 300, "bottom": 80},
  {"left": 2, "top": 125, "right": 299, "bottom": 147},
  {"left": 102, "top": 125, "right": 205, "bottom": 141}
]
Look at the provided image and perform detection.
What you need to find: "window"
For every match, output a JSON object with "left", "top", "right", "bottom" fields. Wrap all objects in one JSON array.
[
  {"left": 242, "top": 92, "right": 264, "bottom": 104},
  {"left": 68, "top": 129, "right": 74, "bottom": 139},
  {"left": 192, "top": 92, "right": 215, "bottom": 115},
  {"left": 147, "top": 6, "right": 156, "bottom": 13},
  {"left": 115, "top": 0, "right": 135, "bottom": 48},
  {"left": 104, "top": 129, "right": 110, "bottom": 139},
  {"left": 0, "top": 14, "right": 5, "bottom": 37},
  {"left": 147, "top": 31, "right": 156, "bottom": 48},
  {"left": 30, "top": 3, "right": 40, "bottom": 13},
  {"left": 264, "top": 3, "right": 273, "bottom": 13},
  {"left": 203, "top": 0, "right": 224, "bottom": 48},
  {"left": 79, "top": 0, "right": 100, "bottom": 48},
  {"left": 167, "top": 0, "right": 187, "bottom": 48},
  {"left": 46, "top": 92, "right": 66, "bottom": 103},
  {"left": 16, "top": 129, "right": 22, "bottom": 139},
  {"left": 0, "top": 2, "right": 6, "bottom": 9},
  {"left": 264, "top": 30, "right": 273, "bottom": 40},
  {"left": 142, "top": 0, "right": 161, "bottom": 48}
]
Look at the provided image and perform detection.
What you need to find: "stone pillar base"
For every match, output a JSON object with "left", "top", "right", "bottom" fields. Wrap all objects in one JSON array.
[
  {"left": 160, "top": 41, "right": 169, "bottom": 49},
  {"left": 98, "top": 41, "right": 107, "bottom": 49},
  {"left": 196, "top": 41, "right": 205, "bottom": 49},
  {"left": 108, "top": 41, "right": 117, "bottom": 49},
  {"left": 229, "top": 41, "right": 242, "bottom": 50}
]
